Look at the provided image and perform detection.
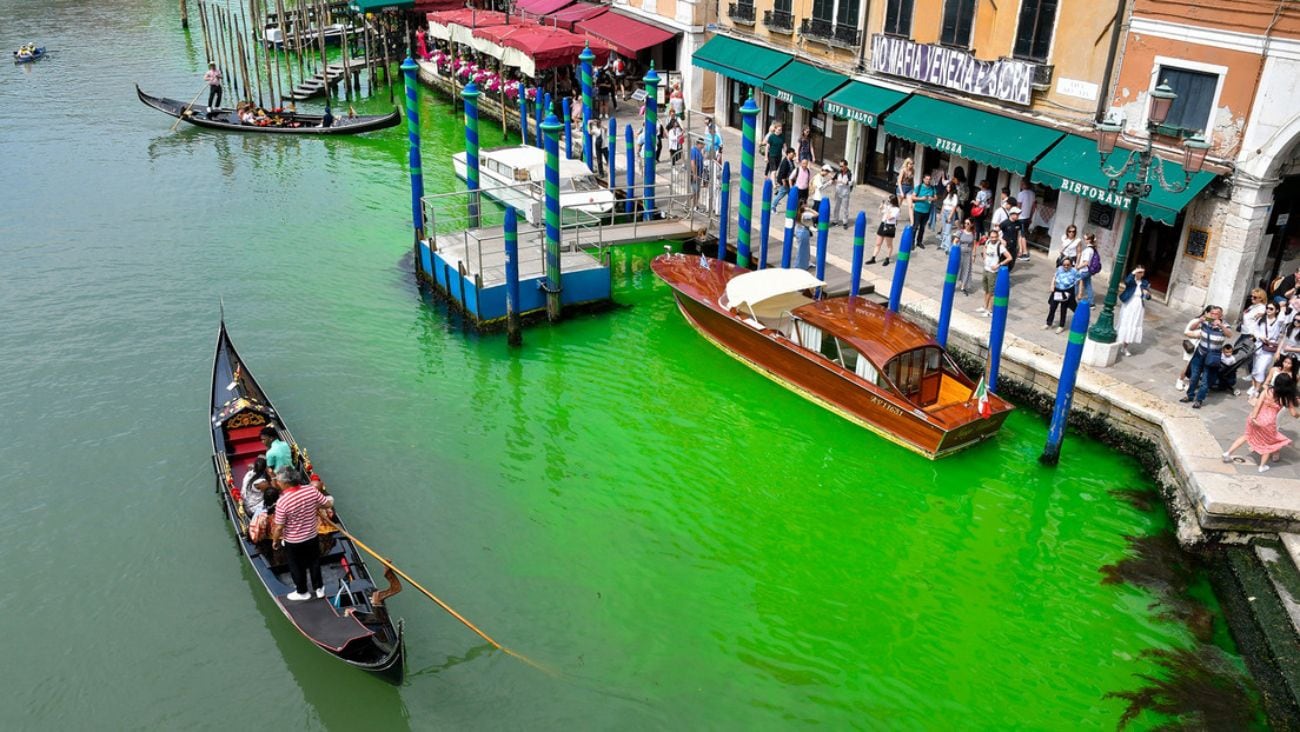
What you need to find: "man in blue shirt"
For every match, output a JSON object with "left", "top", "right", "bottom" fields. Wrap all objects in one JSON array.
[
  {"left": 689, "top": 139, "right": 706, "bottom": 211},
  {"left": 911, "top": 174, "right": 936, "bottom": 249},
  {"left": 260, "top": 426, "right": 293, "bottom": 472}
]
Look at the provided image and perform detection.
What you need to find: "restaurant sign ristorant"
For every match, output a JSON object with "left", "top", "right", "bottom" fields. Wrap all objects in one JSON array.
[{"left": 870, "top": 35, "right": 1036, "bottom": 106}]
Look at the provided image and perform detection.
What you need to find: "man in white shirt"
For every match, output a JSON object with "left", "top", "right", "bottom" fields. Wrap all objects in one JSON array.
[
  {"left": 1015, "top": 181, "right": 1037, "bottom": 260},
  {"left": 976, "top": 229, "right": 1012, "bottom": 316}
]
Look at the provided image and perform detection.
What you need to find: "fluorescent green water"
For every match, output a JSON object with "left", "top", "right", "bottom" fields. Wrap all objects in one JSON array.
[{"left": 0, "top": 1, "right": 1262, "bottom": 728}]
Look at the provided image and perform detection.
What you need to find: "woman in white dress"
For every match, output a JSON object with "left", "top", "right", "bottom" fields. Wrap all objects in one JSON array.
[
  {"left": 1250, "top": 300, "right": 1285, "bottom": 397},
  {"left": 1116, "top": 265, "right": 1151, "bottom": 357}
]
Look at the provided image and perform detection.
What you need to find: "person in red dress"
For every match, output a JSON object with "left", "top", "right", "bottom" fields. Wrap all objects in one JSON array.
[{"left": 1223, "top": 373, "right": 1300, "bottom": 473}]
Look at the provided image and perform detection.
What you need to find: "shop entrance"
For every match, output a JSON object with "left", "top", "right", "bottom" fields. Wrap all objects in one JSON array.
[
  {"left": 726, "top": 79, "right": 753, "bottom": 130},
  {"left": 814, "top": 113, "right": 849, "bottom": 166},
  {"left": 1125, "top": 213, "right": 1185, "bottom": 299},
  {"left": 1264, "top": 175, "right": 1300, "bottom": 286}
]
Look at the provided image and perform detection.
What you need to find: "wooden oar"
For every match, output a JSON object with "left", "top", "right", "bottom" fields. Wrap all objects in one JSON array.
[
  {"left": 172, "top": 83, "right": 210, "bottom": 131},
  {"left": 325, "top": 520, "right": 557, "bottom": 676}
]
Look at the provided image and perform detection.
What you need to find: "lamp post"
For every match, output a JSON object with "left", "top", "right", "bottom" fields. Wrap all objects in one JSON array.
[{"left": 1086, "top": 82, "right": 1210, "bottom": 353}]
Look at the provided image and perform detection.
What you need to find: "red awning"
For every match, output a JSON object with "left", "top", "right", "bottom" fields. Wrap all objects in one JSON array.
[
  {"left": 540, "top": 2, "right": 607, "bottom": 31},
  {"left": 413, "top": 0, "right": 463, "bottom": 11},
  {"left": 575, "top": 11, "right": 677, "bottom": 58},
  {"left": 473, "top": 24, "right": 612, "bottom": 71},
  {"left": 515, "top": 0, "right": 576, "bottom": 14},
  {"left": 426, "top": 9, "right": 511, "bottom": 27}
]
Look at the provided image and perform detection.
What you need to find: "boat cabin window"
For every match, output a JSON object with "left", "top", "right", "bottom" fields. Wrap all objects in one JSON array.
[
  {"left": 795, "top": 320, "right": 890, "bottom": 389},
  {"left": 884, "top": 347, "right": 950, "bottom": 406}
]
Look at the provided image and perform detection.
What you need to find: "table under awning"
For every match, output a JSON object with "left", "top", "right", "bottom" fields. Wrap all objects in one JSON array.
[
  {"left": 760, "top": 59, "right": 847, "bottom": 111},
  {"left": 540, "top": 2, "right": 608, "bottom": 31},
  {"left": 575, "top": 10, "right": 678, "bottom": 59},
  {"left": 822, "top": 80, "right": 908, "bottom": 128},
  {"left": 1030, "top": 134, "right": 1217, "bottom": 226},
  {"left": 691, "top": 34, "right": 792, "bottom": 89},
  {"left": 881, "top": 96, "right": 1064, "bottom": 175}
]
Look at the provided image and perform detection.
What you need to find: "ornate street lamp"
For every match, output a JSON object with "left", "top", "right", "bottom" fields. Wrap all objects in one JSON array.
[{"left": 1087, "top": 82, "right": 1210, "bottom": 347}]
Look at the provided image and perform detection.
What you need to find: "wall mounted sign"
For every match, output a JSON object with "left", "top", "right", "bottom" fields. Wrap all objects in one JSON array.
[
  {"left": 870, "top": 35, "right": 1036, "bottom": 106},
  {"left": 1185, "top": 228, "right": 1210, "bottom": 260}
]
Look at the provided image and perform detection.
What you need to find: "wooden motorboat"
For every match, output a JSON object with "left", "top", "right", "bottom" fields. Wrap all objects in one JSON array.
[
  {"left": 208, "top": 321, "right": 405, "bottom": 681},
  {"left": 652, "top": 254, "right": 1014, "bottom": 458},
  {"left": 452, "top": 145, "right": 616, "bottom": 225},
  {"left": 137, "top": 86, "right": 400, "bottom": 135}
]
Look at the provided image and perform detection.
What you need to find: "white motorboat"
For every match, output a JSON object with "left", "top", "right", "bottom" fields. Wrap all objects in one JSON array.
[
  {"left": 262, "top": 22, "right": 355, "bottom": 50},
  {"left": 452, "top": 145, "right": 616, "bottom": 226}
]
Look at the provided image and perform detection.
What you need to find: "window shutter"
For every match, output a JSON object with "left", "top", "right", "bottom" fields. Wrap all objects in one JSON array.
[
  {"left": 940, "top": 0, "right": 959, "bottom": 45},
  {"left": 1032, "top": 0, "right": 1057, "bottom": 60}
]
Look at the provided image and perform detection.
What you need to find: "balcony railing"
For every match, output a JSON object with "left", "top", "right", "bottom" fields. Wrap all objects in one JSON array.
[
  {"left": 728, "top": 2, "right": 756, "bottom": 24},
  {"left": 1031, "top": 63, "right": 1053, "bottom": 91},
  {"left": 763, "top": 9, "right": 794, "bottom": 33},
  {"left": 800, "top": 17, "right": 862, "bottom": 47}
]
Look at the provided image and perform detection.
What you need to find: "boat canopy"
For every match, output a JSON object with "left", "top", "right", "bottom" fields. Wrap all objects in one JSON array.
[{"left": 724, "top": 268, "right": 824, "bottom": 319}]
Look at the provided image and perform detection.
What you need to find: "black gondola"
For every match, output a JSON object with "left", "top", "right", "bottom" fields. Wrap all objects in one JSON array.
[
  {"left": 208, "top": 321, "right": 404, "bottom": 681},
  {"left": 139, "top": 86, "right": 400, "bottom": 135}
]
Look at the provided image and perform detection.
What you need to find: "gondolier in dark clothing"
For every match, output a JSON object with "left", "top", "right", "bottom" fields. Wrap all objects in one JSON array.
[
  {"left": 204, "top": 63, "right": 223, "bottom": 110},
  {"left": 271, "top": 466, "right": 334, "bottom": 601}
]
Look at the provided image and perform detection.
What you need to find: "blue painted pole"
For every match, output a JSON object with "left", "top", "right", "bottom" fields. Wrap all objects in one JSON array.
[
  {"left": 759, "top": 178, "right": 772, "bottom": 270},
  {"left": 608, "top": 116, "right": 617, "bottom": 189},
  {"left": 1040, "top": 301, "right": 1091, "bottom": 465},
  {"left": 642, "top": 64, "right": 659, "bottom": 220},
  {"left": 780, "top": 186, "right": 797, "bottom": 268},
  {"left": 462, "top": 81, "right": 481, "bottom": 230},
  {"left": 815, "top": 197, "right": 831, "bottom": 289},
  {"left": 936, "top": 243, "right": 963, "bottom": 347},
  {"left": 400, "top": 58, "right": 424, "bottom": 243},
  {"left": 624, "top": 124, "right": 635, "bottom": 215},
  {"left": 888, "top": 225, "right": 915, "bottom": 313},
  {"left": 737, "top": 96, "right": 759, "bottom": 268},
  {"left": 988, "top": 266, "right": 1012, "bottom": 392},
  {"left": 541, "top": 113, "right": 563, "bottom": 322},
  {"left": 718, "top": 162, "right": 731, "bottom": 262},
  {"left": 579, "top": 44, "right": 595, "bottom": 169},
  {"left": 850, "top": 212, "right": 866, "bottom": 297},
  {"left": 518, "top": 91, "right": 528, "bottom": 145},
  {"left": 504, "top": 207, "right": 522, "bottom": 347},
  {"left": 562, "top": 97, "right": 573, "bottom": 159}
]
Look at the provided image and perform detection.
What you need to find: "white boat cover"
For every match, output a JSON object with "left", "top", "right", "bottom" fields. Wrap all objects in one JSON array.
[{"left": 724, "top": 268, "right": 824, "bottom": 313}]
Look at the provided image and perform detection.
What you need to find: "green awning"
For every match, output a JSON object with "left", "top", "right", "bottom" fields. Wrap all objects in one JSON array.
[
  {"left": 823, "top": 81, "right": 908, "bottom": 128},
  {"left": 760, "top": 59, "right": 846, "bottom": 110},
  {"left": 349, "top": 0, "right": 413, "bottom": 11},
  {"left": 882, "top": 96, "right": 1064, "bottom": 175},
  {"left": 691, "top": 35, "right": 792, "bottom": 90},
  {"left": 1030, "top": 134, "right": 1216, "bottom": 226}
]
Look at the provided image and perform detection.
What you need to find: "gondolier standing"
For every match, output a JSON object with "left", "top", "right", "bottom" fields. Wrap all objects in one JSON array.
[
  {"left": 204, "top": 62, "right": 223, "bottom": 110},
  {"left": 271, "top": 466, "right": 334, "bottom": 601}
]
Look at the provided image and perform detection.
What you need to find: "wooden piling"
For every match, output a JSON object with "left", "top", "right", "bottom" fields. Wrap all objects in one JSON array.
[
  {"left": 197, "top": 0, "right": 213, "bottom": 64},
  {"left": 181, "top": 0, "right": 190, "bottom": 29}
]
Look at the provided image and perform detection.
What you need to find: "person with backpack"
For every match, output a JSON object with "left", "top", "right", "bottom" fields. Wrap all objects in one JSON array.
[{"left": 1077, "top": 233, "right": 1102, "bottom": 303}]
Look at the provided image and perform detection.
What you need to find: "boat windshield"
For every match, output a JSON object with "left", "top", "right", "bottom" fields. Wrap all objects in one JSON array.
[{"left": 563, "top": 175, "right": 603, "bottom": 193}]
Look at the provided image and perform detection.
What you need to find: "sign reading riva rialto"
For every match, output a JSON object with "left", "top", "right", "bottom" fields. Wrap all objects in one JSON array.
[
  {"left": 823, "top": 101, "right": 876, "bottom": 127},
  {"left": 870, "top": 35, "right": 1036, "bottom": 106}
]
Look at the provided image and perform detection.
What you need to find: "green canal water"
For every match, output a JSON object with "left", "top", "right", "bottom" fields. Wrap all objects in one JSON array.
[{"left": 0, "top": 1, "right": 1266, "bottom": 728}]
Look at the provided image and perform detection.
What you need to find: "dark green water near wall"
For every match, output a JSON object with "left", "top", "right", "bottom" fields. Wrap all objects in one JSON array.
[{"left": 0, "top": 1, "right": 1265, "bottom": 728}]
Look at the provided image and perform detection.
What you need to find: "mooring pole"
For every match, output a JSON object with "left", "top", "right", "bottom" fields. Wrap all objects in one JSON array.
[
  {"left": 642, "top": 64, "right": 659, "bottom": 220},
  {"left": 624, "top": 123, "right": 635, "bottom": 215},
  {"left": 504, "top": 207, "right": 523, "bottom": 347},
  {"left": 850, "top": 211, "right": 866, "bottom": 297},
  {"left": 579, "top": 43, "right": 594, "bottom": 170},
  {"left": 780, "top": 186, "right": 797, "bottom": 269},
  {"left": 518, "top": 91, "right": 528, "bottom": 145},
  {"left": 717, "top": 162, "right": 731, "bottom": 262},
  {"left": 888, "top": 225, "right": 914, "bottom": 313},
  {"left": 1040, "top": 301, "right": 1091, "bottom": 466},
  {"left": 181, "top": 0, "right": 190, "bottom": 29},
  {"left": 989, "top": 266, "right": 1012, "bottom": 392},
  {"left": 759, "top": 178, "right": 772, "bottom": 270},
  {"left": 607, "top": 115, "right": 617, "bottom": 189},
  {"left": 561, "top": 97, "right": 573, "bottom": 159},
  {"left": 815, "top": 198, "right": 831, "bottom": 290},
  {"left": 737, "top": 95, "right": 759, "bottom": 269},
  {"left": 541, "top": 113, "right": 564, "bottom": 322},
  {"left": 462, "top": 81, "right": 481, "bottom": 229},
  {"left": 401, "top": 58, "right": 424, "bottom": 247},
  {"left": 936, "top": 243, "right": 962, "bottom": 347},
  {"left": 534, "top": 90, "right": 544, "bottom": 148}
]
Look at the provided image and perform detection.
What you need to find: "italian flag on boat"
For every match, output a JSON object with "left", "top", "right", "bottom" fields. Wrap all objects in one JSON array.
[{"left": 973, "top": 374, "right": 991, "bottom": 418}]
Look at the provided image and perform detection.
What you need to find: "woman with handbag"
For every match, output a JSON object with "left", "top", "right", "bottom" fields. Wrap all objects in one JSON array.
[
  {"left": 1250, "top": 301, "right": 1285, "bottom": 397},
  {"left": 1056, "top": 224, "right": 1082, "bottom": 267},
  {"left": 867, "top": 195, "right": 901, "bottom": 267},
  {"left": 970, "top": 179, "right": 992, "bottom": 234},
  {"left": 1044, "top": 257, "right": 1080, "bottom": 333},
  {"left": 1117, "top": 266, "right": 1151, "bottom": 356}
]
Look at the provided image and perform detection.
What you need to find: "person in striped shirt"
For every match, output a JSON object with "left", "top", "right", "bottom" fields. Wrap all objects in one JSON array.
[{"left": 271, "top": 466, "right": 334, "bottom": 601}]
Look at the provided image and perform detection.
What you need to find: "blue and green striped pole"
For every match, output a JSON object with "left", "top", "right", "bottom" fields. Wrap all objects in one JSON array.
[
  {"left": 400, "top": 58, "right": 424, "bottom": 243},
  {"left": 989, "top": 266, "right": 1011, "bottom": 392},
  {"left": 780, "top": 186, "right": 797, "bottom": 268},
  {"left": 1040, "top": 301, "right": 1091, "bottom": 465},
  {"left": 504, "top": 207, "right": 522, "bottom": 347},
  {"left": 562, "top": 97, "right": 573, "bottom": 159},
  {"left": 936, "top": 242, "right": 962, "bottom": 346},
  {"left": 624, "top": 123, "right": 635, "bottom": 215},
  {"left": 737, "top": 95, "right": 759, "bottom": 268},
  {"left": 607, "top": 115, "right": 617, "bottom": 189},
  {"left": 718, "top": 162, "right": 731, "bottom": 262},
  {"left": 542, "top": 113, "right": 564, "bottom": 322},
  {"left": 888, "top": 225, "right": 914, "bottom": 313},
  {"left": 579, "top": 43, "right": 595, "bottom": 169},
  {"left": 642, "top": 64, "right": 659, "bottom": 219},
  {"left": 815, "top": 198, "right": 831, "bottom": 289},
  {"left": 850, "top": 212, "right": 866, "bottom": 297},
  {"left": 759, "top": 178, "right": 772, "bottom": 270},
  {"left": 462, "top": 81, "right": 481, "bottom": 229}
]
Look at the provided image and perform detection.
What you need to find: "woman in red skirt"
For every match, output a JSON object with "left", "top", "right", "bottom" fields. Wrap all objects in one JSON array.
[{"left": 1224, "top": 373, "right": 1300, "bottom": 473}]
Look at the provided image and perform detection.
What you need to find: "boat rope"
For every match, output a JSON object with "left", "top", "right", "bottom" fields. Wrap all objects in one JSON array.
[{"left": 323, "top": 520, "right": 557, "bottom": 677}]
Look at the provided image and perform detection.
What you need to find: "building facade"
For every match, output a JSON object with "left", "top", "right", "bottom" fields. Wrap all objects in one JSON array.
[{"left": 609, "top": 0, "right": 715, "bottom": 117}]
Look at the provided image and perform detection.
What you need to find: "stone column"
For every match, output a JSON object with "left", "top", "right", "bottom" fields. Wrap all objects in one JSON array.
[{"left": 1206, "top": 178, "right": 1278, "bottom": 317}]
